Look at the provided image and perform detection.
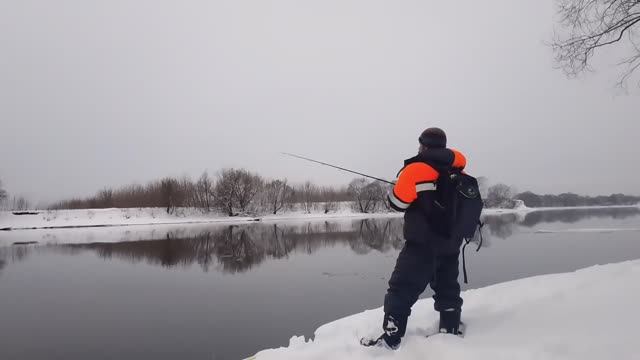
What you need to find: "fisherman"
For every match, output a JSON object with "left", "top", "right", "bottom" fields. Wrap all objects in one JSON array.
[{"left": 361, "top": 127, "right": 468, "bottom": 349}]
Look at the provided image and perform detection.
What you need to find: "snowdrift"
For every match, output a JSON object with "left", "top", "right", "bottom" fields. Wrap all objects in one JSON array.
[{"left": 252, "top": 259, "right": 640, "bottom": 360}]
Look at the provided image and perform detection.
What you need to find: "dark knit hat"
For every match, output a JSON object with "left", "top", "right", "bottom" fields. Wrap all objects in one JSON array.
[{"left": 419, "top": 127, "right": 447, "bottom": 148}]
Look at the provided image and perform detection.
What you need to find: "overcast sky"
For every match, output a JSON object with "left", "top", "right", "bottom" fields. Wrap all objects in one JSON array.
[{"left": 1, "top": 0, "right": 638, "bottom": 204}]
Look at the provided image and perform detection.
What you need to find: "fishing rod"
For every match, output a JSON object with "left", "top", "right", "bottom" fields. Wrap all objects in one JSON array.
[{"left": 281, "top": 152, "right": 395, "bottom": 185}]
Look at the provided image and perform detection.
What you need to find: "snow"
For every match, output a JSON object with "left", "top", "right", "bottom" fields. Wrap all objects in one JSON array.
[
  {"left": 0, "top": 205, "right": 402, "bottom": 231},
  {"left": 251, "top": 260, "right": 640, "bottom": 360},
  {"left": 0, "top": 217, "right": 365, "bottom": 247},
  {"left": 0, "top": 222, "right": 218, "bottom": 247},
  {"left": 2, "top": 204, "right": 635, "bottom": 232}
]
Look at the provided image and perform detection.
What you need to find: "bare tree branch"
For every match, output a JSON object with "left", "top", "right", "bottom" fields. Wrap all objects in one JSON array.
[{"left": 552, "top": 0, "right": 640, "bottom": 87}]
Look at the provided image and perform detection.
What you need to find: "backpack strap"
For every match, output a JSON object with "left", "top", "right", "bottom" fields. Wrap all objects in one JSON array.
[{"left": 461, "top": 221, "right": 484, "bottom": 284}]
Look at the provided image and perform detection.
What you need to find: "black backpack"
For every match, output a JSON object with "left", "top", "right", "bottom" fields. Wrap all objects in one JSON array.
[
  {"left": 427, "top": 165, "right": 483, "bottom": 241},
  {"left": 427, "top": 165, "right": 484, "bottom": 284}
]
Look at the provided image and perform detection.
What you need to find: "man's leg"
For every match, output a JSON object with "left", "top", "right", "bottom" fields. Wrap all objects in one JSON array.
[
  {"left": 382, "top": 240, "right": 437, "bottom": 344},
  {"left": 430, "top": 250, "right": 464, "bottom": 334}
]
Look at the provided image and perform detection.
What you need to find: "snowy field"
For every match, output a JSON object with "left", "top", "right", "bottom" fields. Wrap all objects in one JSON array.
[
  {"left": 250, "top": 259, "right": 640, "bottom": 360},
  {"left": 1, "top": 204, "right": 637, "bottom": 232}
]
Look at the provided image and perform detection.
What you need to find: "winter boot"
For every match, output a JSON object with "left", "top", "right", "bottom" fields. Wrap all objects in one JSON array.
[
  {"left": 439, "top": 309, "right": 464, "bottom": 336},
  {"left": 360, "top": 314, "right": 406, "bottom": 350}
]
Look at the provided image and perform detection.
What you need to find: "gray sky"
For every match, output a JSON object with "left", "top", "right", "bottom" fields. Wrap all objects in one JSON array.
[{"left": 1, "top": 0, "right": 638, "bottom": 204}]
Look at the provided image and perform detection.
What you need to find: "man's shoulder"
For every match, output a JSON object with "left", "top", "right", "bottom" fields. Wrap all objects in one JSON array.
[
  {"left": 450, "top": 149, "right": 467, "bottom": 169},
  {"left": 397, "top": 160, "right": 439, "bottom": 181}
]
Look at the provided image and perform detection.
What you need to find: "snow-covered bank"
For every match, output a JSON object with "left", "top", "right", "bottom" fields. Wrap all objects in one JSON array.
[
  {"left": 0, "top": 218, "right": 362, "bottom": 247},
  {"left": 1, "top": 204, "right": 636, "bottom": 232},
  {"left": 251, "top": 259, "right": 640, "bottom": 360},
  {"left": 0, "top": 206, "right": 402, "bottom": 231}
]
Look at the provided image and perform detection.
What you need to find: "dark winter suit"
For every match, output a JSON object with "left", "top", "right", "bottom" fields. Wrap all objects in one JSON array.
[{"left": 383, "top": 147, "right": 466, "bottom": 337}]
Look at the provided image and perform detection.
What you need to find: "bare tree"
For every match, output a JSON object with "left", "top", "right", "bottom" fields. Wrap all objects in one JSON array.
[
  {"left": 348, "top": 178, "right": 384, "bottom": 213},
  {"left": 160, "top": 177, "right": 179, "bottom": 214},
  {"left": 214, "top": 168, "right": 263, "bottom": 216},
  {"left": 214, "top": 169, "right": 238, "bottom": 216},
  {"left": 264, "top": 179, "right": 293, "bottom": 215},
  {"left": 11, "top": 196, "right": 31, "bottom": 211},
  {"left": 367, "top": 181, "right": 388, "bottom": 212},
  {"left": 375, "top": 182, "right": 394, "bottom": 212},
  {"left": 319, "top": 186, "right": 339, "bottom": 214},
  {"left": 235, "top": 170, "right": 263, "bottom": 214},
  {"left": 96, "top": 188, "right": 114, "bottom": 208},
  {"left": 299, "top": 181, "right": 317, "bottom": 214},
  {"left": 485, "top": 183, "right": 516, "bottom": 209},
  {"left": 348, "top": 178, "right": 368, "bottom": 213},
  {"left": 552, "top": 0, "right": 640, "bottom": 88},
  {"left": 195, "top": 171, "right": 215, "bottom": 212},
  {"left": 0, "top": 179, "right": 7, "bottom": 208},
  {"left": 177, "top": 176, "right": 195, "bottom": 210}
]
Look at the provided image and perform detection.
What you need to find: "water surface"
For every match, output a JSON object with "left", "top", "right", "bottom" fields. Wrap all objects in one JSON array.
[{"left": 1, "top": 207, "right": 639, "bottom": 360}]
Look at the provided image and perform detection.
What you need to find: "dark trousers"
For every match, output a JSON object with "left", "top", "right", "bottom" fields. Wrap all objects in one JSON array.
[{"left": 383, "top": 240, "right": 463, "bottom": 335}]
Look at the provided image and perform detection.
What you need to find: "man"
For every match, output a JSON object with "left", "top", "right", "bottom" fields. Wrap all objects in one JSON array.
[{"left": 361, "top": 127, "right": 467, "bottom": 349}]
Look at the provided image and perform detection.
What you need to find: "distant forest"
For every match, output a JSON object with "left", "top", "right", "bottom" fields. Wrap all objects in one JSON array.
[
  {"left": 0, "top": 171, "right": 638, "bottom": 214},
  {"left": 481, "top": 183, "right": 640, "bottom": 209},
  {"left": 46, "top": 169, "right": 382, "bottom": 215},
  {"left": 515, "top": 191, "right": 640, "bottom": 208}
]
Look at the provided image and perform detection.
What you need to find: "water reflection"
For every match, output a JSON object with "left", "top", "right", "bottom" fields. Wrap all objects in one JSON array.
[
  {"left": 54, "top": 219, "right": 404, "bottom": 274},
  {"left": 1, "top": 207, "right": 638, "bottom": 275},
  {"left": 482, "top": 206, "right": 640, "bottom": 240},
  {"left": 0, "top": 244, "right": 31, "bottom": 276},
  {"left": 519, "top": 207, "right": 640, "bottom": 226}
]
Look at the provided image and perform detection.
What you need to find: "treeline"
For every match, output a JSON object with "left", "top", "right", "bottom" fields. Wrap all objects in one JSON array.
[
  {"left": 515, "top": 191, "right": 640, "bottom": 208},
  {"left": 0, "top": 179, "right": 6, "bottom": 204},
  {"left": 483, "top": 183, "right": 640, "bottom": 208},
  {"left": 8, "top": 174, "right": 640, "bottom": 213},
  {"left": 0, "top": 178, "right": 32, "bottom": 211},
  {"left": 48, "top": 169, "right": 393, "bottom": 215}
]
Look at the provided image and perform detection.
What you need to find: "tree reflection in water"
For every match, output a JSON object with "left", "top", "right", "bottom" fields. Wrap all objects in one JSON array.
[
  {"left": 1, "top": 207, "right": 638, "bottom": 275},
  {"left": 0, "top": 244, "right": 32, "bottom": 276},
  {"left": 482, "top": 206, "right": 640, "bottom": 241},
  {"left": 52, "top": 219, "right": 404, "bottom": 274},
  {"left": 520, "top": 207, "right": 640, "bottom": 226}
]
